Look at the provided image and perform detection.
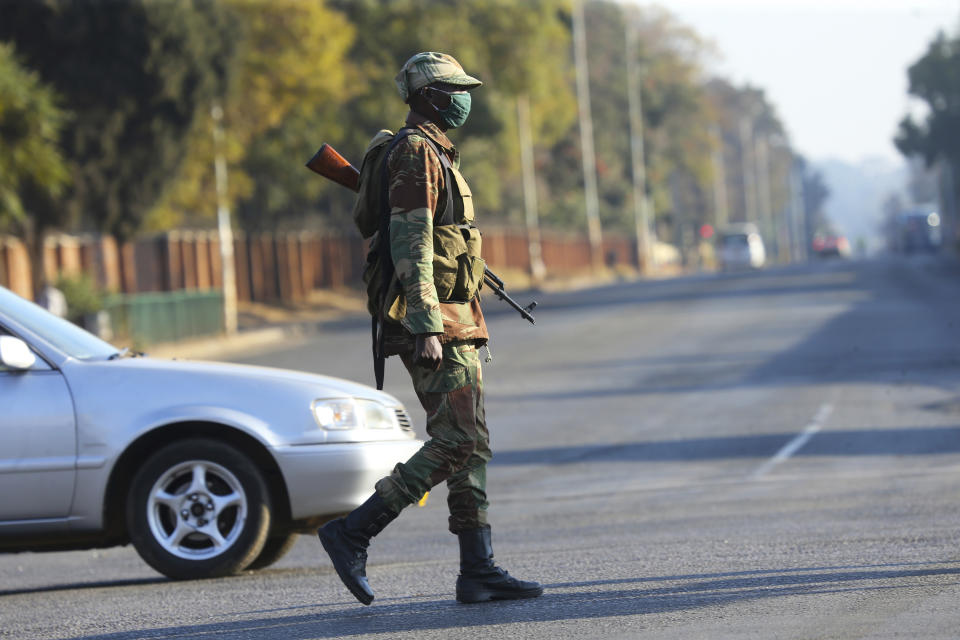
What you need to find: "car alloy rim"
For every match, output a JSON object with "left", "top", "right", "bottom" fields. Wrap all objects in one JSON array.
[{"left": 146, "top": 460, "right": 248, "bottom": 561}]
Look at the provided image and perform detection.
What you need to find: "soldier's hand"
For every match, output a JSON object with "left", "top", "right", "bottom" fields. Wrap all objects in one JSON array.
[{"left": 414, "top": 334, "right": 443, "bottom": 370}]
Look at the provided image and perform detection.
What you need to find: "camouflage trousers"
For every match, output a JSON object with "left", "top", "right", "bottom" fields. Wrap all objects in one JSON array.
[{"left": 375, "top": 341, "right": 491, "bottom": 533}]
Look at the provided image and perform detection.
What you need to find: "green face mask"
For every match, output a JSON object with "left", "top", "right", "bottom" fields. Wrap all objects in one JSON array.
[{"left": 438, "top": 92, "right": 471, "bottom": 129}]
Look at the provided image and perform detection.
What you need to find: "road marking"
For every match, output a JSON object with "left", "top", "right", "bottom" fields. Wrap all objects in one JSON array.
[{"left": 751, "top": 403, "right": 834, "bottom": 479}]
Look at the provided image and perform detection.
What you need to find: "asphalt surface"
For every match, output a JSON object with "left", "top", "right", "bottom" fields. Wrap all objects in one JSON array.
[{"left": 4, "top": 255, "right": 960, "bottom": 639}]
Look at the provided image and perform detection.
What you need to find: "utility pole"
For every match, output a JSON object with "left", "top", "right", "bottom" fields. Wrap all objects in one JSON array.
[
  {"left": 790, "top": 158, "right": 808, "bottom": 262},
  {"left": 573, "top": 0, "right": 604, "bottom": 271},
  {"left": 739, "top": 116, "right": 758, "bottom": 227},
  {"left": 755, "top": 133, "right": 775, "bottom": 258},
  {"left": 517, "top": 94, "right": 546, "bottom": 283},
  {"left": 211, "top": 102, "right": 238, "bottom": 335},
  {"left": 625, "top": 13, "right": 654, "bottom": 274},
  {"left": 710, "top": 124, "right": 729, "bottom": 230}
]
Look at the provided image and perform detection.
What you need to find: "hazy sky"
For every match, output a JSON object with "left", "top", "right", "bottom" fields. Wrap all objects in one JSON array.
[{"left": 648, "top": 0, "right": 959, "bottom": 165}]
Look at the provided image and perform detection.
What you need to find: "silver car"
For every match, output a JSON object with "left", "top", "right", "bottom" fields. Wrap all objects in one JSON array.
[{"left": 0, "top": 286, "right": 422, "bottom": 579}]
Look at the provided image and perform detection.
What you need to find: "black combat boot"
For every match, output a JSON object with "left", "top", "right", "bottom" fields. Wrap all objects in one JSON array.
[
  {"left": 317, "top": 493, "right": 398, "bottom": 605},
  {"left": 455, "top": 525, "right": 544, "bottom": 603}
]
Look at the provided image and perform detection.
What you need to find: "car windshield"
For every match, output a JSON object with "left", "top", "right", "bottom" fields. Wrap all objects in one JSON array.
[
  {"left": 723, "top": 234, "right": 749, "bottom": 248},
  {"left": 0, "top": 287, "right": 118, "bottom": 360}
]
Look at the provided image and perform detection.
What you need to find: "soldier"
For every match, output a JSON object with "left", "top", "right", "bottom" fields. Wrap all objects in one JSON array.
[{"left": 318, "top": 52, "right": 543, "bottom": 606}]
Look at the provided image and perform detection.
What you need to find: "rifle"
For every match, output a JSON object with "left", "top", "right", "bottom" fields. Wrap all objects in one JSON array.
[
  {"left": 482, "top": 267, "right": 536, "bottom": 325},
  {"left": 306, "top": 143, "right": 537, "bottom": 325}
]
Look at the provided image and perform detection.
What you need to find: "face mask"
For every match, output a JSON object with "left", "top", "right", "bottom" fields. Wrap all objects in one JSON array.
[{"left": 437, "top": 91, "right": 471, "bottom": 129}]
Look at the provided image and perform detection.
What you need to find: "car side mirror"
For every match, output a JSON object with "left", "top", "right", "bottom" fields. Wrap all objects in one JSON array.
[{"left": 0, "top": 335, "right": 37, "bottom": 370}]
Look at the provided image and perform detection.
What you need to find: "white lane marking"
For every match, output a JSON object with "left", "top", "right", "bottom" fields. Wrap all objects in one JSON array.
[{"left": 751, "top": 403, "right": 834, "bottom": 479}]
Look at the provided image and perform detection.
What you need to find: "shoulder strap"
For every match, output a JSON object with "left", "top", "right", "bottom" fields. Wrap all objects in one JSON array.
[
  {"left": 414, "top": 134, "right": 457, "bottom": 227},
  {"left": 384, "top": 125, "right": 456, "bottom": 226}
]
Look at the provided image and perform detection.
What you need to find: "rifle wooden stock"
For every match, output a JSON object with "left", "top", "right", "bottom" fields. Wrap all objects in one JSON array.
[{"left": 305, "top": 143, "right": 360, "bottom": 193}]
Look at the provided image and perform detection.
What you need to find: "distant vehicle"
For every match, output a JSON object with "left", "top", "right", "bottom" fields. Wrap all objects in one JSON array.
[
  {"left": 811, "top": 233, "right": 851, "bottom": 259},
  {"left": 718, "top": 223, "right": 766, "bottom": 271},
  {"left": 0, "top": 285, "right": 422, "bottom": 580},
  {"left": 890, "top": 210, "right": 941, "bottom": 253}
]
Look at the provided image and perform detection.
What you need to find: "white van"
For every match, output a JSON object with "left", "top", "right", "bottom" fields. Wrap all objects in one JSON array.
[{"left": 719, "top": 223, "right": 766, "bottom": 271}]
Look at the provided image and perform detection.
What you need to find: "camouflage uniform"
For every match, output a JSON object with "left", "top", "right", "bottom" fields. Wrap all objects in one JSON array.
[
  {"left": 374, "top": 121, "right": 492, "bottom": 533},
  {"left": 319, "top": 51, "right": 541, "bottom": 606}
]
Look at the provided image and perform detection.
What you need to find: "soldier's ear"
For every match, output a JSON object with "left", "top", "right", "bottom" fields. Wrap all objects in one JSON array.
[{"left": 406, "top": 87, "right": 426, "bottom": 106}]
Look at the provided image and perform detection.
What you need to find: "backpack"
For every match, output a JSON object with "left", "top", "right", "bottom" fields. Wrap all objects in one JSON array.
[
  {"left": 353, "top": 127, "right": 426, "bottom": 389},
  {"left": 353, "top": 129, "right": 407, "bottom": 324}
]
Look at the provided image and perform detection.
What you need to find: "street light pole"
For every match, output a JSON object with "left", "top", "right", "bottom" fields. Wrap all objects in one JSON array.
[
  {"left": 573, "top": 0, "right": 604, "bottom": 271},
  {"left": 711, "top": 124, "right": 729, "bottom": 230},
  {"left": 211, "top": 102, "right": 238, "bottom": 335},
  {"left": 517, "top": 94, "right": 546, "bottom": 283},
  {"left": 755, "top": 133, "right": 775, "bottom": 258},
  {"left": 625, "top": 13, "right": 655, "bottom": 275},
  {"left": 739, "top": 115, "right": 758, "bottom": 227}
]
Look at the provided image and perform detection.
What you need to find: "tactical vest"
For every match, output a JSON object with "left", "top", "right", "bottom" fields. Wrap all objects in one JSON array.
[
  {"left": 428, "top": 141, "right": 485, "bottom": 306},
  {"left": 355, "top": 127, "right": 485, "bottom": 322},
  {"left": 353, "top": 126, "right": 485, "bottom": 390}
]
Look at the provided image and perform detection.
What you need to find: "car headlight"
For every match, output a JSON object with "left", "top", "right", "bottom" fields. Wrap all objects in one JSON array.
[{"left": 311, "top": 398, "right": 399, "bottom": 430}]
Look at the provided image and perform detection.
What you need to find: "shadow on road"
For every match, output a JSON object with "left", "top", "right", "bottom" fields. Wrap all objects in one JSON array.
[
  {"left": 57, "top": 562, "right": 960, "bottom": 639},
  {"left": 0, "top": 577, "right": 166, "bottom": 597}
]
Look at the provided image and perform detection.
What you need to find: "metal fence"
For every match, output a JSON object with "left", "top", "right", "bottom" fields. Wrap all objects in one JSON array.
[{"left": 104, "top": 290, "right": 224, "bottom": 346}]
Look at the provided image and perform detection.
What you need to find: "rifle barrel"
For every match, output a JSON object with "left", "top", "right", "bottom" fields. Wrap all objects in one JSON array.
[{"left": 483, "top": 274, "right": 536, "bottom": 325}]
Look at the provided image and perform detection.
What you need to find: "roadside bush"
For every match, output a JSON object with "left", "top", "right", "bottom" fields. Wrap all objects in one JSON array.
[{"left": 55, "top": 273, "right": 103, "bottom": 325}]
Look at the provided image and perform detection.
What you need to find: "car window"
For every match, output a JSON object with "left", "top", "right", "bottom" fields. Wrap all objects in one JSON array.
[
  {"left": 0, "top": 287, "right": 117, "bottom": 361},
  {"left": 723, "top": 234, "right": 749, "bottom": 248}
]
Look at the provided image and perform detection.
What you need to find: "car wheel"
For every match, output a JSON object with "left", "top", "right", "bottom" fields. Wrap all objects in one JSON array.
[
  {"left": 245, "top": 532, "right": 300, "bottom": 571},
  {"left": 127, "top": 438, "right": 271, "bottom": 580}
]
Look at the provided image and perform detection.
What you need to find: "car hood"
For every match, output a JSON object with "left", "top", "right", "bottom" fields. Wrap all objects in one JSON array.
[{"left": 83, "top": 356, "right": 398, "bottom": 405}]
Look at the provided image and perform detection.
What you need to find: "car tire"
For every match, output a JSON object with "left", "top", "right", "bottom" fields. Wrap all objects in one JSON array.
[
  {"left": 245, "top": 532, "right": 300, "bottom": 571},
  {"left": 127, "top": 438, "right": 271, "bottom": 580}
]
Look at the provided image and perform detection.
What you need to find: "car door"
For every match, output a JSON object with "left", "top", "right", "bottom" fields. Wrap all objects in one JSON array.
[{"left": 0, "top": 330, "right": 77, "bottom": 522}]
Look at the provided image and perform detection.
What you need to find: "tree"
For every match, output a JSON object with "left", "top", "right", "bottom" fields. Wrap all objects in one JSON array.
[
  {"left": 0, "top": 43, "right": 70, "bottom": 292},
  {"left": 896, "top": 31, "right": 960, "bottom": 165},
  {"left": 0, "top": 43, "right": 68, "bottom": 229},
  {"left": 895, "top": 29, "right": 960, "bottom": 225},
  {"left": 0, "top": 0, "right": 236, "bottom": 242},
  {"left": 706, "top": 78, "right": 795, "bottom": 257},
  {"left": 153, "top": 0, "right": 356, "bottom": 233},
  {"left": 544, "top": 1, "right": 714, "bottom": 248},
  {"left": 796, "top": 155, "right": 830, "bottom": 244}
]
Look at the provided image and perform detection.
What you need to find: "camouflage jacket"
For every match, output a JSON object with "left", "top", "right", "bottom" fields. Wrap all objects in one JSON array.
[{"left": 383, "top": 119, "right": 488, "bottom": 354}]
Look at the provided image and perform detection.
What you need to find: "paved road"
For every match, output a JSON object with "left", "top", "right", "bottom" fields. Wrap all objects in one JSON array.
[{"left": 4, "top": 256, "right": 960, "bottom": 639}]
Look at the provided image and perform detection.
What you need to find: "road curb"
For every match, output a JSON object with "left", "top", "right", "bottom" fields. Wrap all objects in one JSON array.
[{"left": 146, "top": 323, "right": 320, "bottom": 361}]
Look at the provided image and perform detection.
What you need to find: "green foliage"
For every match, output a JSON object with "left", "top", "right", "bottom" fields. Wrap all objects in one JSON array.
[
  {"left": 706, "top": 77, "right": 794, "bottom": 246},
  {"left": 0, "top": 0, "right": 236, "bottom": 241},
  {"left": 55, "top": 273, "right": 103, "bottom": 323},
  {"left": 331, "top": 0, "right": 577, "bottom": 225},
  {"left": 0, "top": 43, "right": 69, "bottom": 230},
  {"left": 154, "top": 0, "right": 357, "bottom": 232},
  {"left": 0, "top": 0, "right": 805, "bottom": 254},
  {"left": 896, "top": 30, "right": 960, "bottom": 165},
  {"left": 581, "top": 3, "right": 711, "bottom": 232}
]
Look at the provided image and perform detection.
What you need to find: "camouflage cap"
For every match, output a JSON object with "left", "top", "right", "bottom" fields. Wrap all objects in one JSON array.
[{"left": 395, "top": 52, "right": 482, "bottom": 101}]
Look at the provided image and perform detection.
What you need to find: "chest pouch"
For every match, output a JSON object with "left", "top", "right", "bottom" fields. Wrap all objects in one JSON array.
[
  {"left": 432, "top": 224, "right": 484, "bottom": 303},
  {"left": 414, "top": 134, "right": 485, "bottom": 304}
]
